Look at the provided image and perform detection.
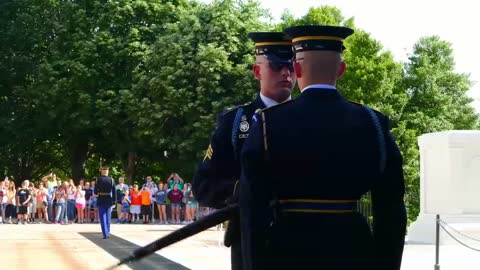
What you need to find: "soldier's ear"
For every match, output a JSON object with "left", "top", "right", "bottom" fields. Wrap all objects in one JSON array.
[
  {"left": 337, "top": 61, "right": 346, "bottom": 78},
  {"left": 294, "top": 62, "right": 302, "bottom": 78},
  {"left": 253, "top": 64, "right": 261, "bottom": 80}
]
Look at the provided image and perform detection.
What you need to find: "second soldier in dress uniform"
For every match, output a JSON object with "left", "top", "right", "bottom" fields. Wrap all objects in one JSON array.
[
  {"left": 95, "top": 166, "right": 116, "bottom": 239},
  {"left": 192, "top": 32, "right": 296, "bottom": 270},
  {"left": 239, "top": 25, "right": 407, "bottom": 270}
]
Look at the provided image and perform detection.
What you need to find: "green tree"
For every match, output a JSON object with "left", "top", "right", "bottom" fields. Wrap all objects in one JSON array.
[
  {"left": 0, "top": 0, "right": 64, "bottom": 184},
  {"left": 29, "top": 0, "right": 190, "bottom": 182},
  {"left": 131, "top": 0, "right": 267, "bottom": 181},
  {"left": 399, "top": 36, "right": 479, "bottom": 220}
]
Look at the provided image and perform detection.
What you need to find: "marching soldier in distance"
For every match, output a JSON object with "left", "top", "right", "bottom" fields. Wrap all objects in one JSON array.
[
  {"left": 95, "top": 166, "right": 116, "bottom": 239},
  {"left": 239, "top": 25, "right": 407, "bottom": 270},
  {"left": 192, "top": 32, "right": 296, "bottom": 270}
]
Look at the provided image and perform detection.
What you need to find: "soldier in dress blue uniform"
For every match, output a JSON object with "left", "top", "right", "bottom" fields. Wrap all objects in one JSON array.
[
  {"left": 192, "top": 32, "right": 296, "bottom": 270},
  {"left": 95, "top": 166, "right": 116, "bottom": 239},
  {"left": 239, "top": 25, "right": 407, "bottom": 270}
]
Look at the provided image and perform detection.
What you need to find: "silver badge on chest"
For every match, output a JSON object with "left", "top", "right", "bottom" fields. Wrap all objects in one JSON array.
[
  {"left": 238, "top": 114, "right": 249, "bottom": 138},
  {"left": 239, "top": 121, "right": 249, "bottom": 132}
]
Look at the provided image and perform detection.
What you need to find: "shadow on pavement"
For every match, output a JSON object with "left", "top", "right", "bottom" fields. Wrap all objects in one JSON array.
[{"left": 79, "top": 232, "right": 190, "bottom": 270}]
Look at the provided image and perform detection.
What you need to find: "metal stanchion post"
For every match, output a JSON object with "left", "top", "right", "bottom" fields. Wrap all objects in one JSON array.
[{"left": 435, "top": 214, "right": 440, "bottom": 270}]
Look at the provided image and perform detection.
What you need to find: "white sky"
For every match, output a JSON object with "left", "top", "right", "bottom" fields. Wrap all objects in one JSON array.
[{"left": 202, "top": 0, "right": 480, "bottom": 112}]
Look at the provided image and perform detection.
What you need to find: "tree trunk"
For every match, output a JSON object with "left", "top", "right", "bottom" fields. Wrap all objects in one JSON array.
[
  {"left": 120, "top": 151, "right": 137, "bottom": 185},
  {"left": 126, "top": 151, "right": 137, "bottom": 184},
  {"left": 13, "top": 153, "right": 33, "bottom": 186},
  {"left": 70, "top": 140, "right": 89, "bottom": 183}
]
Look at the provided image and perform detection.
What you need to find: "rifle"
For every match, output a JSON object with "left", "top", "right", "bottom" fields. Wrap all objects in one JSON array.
[{"left": 106, "top": 203, "right": 238, "bottom": 269}]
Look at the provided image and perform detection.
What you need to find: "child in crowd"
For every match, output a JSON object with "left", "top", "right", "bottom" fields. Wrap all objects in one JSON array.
[
  {"left": 120, "top": 190, "right": 131, "bottom": 223},
  {"left": 16, "top": 181, "right": 32, "bottom": 225},
  {"left": 130, "top": 184, "right": 141, "bottom": 223},
  {"left": 140, "top": 185, "right": 152, "bottom": 224}
]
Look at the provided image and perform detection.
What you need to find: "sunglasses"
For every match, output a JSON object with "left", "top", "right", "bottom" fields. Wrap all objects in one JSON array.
[{"left": 268, "top": 62, "right": 294, "bottom": 72}]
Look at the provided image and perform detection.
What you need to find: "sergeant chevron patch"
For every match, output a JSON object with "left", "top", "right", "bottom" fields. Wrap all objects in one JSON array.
[{"left": 203, "top": 144, "right": 213, "bottom": 161}]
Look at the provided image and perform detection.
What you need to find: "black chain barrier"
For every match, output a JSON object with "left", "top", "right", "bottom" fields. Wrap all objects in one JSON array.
[
  {"left": 434, "top": 214, "right": 480, "bottom": 270},
  {"left": 439, "top": 220, "right": 480, "bottom": 243},
  {"left": 438, "top": 220, "right": 480, "bottom": 252}
]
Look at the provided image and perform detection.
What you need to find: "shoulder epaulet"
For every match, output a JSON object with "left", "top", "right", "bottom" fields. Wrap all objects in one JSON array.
[
  {"left": 258, "top": 99, "right": 294, "bottom": 113},
  {"left": 349, "top": 100, "right": 384, "bottom": 115},
  {"left": 348, "top": 100, "right": 364, "bottom": 106},
  {"left": 222, "top": 102, "right": 251, "bottom": 116}
]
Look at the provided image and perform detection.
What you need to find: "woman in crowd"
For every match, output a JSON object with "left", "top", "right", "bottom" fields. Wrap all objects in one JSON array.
[
  {"left": 167, "top": 173, "right": 185, "bottom": 190},
  {"left": 155, "top": 182, "right": 168, "bottom": 224},
  {"left": 36, "top": 182, "right": 49, "bottom": 223},
  {"left": 66, "top": 180, "right": 76, "bottom": 224},
  {"left": 28, "top": 182, "right": 37, "bottom": 223},
  {"left": 184, "top": 183, "right": 197, "bottom": 224},
  {"left": 54, "top": 184, "right": 67, "bottom": 224},
  {"left": 44, "top": 181, "right": 55, "bottom": 223},
  {"left": 168, "top": 184, "right": 183, "bottom": 224},
  {"left": 5, "top": 182, "right": 16, "bottom": 224},
  {"left": 0, "top": 181, "right": 7, "bottom": 223}
]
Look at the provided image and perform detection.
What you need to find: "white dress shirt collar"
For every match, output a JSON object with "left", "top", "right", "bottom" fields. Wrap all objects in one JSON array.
[
  {"left": 301, "top": 84, "right": 336, "bottom": 92},
  {"left": 260, "top": 93, "right": 292, "bottom": 108}
]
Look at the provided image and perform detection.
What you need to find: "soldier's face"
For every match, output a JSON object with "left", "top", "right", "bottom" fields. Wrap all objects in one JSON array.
[{"left": 254, "top": 58, "right": 296, "bottom": 98}]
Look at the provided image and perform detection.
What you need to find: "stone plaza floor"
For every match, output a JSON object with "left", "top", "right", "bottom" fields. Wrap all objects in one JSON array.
[{"left": 1, "top": 223, "right": 480, "bottom": 270}]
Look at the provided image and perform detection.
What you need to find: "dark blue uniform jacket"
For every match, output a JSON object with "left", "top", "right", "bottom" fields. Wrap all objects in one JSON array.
[
  {"left": 240, "top": 88, "right": 407, "bottom": 270},
  {"left": 95, "top": 175, "right": 116, "bottom": 207},
  {"left": 193, "top": 96, "right": 266, "bottom": 208}
]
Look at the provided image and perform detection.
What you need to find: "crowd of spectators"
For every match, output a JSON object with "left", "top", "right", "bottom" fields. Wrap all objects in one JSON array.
[{"left": 0, "top": 173, "right": 199, "bottom": 225}]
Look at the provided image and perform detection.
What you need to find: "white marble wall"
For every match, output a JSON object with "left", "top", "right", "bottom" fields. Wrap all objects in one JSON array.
[{"left": 407, "top": 131, "right": 480, "bottom": 244}]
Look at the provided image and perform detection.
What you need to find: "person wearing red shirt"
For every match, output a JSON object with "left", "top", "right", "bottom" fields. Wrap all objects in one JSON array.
[
  {"left": 130, "top": 184, "right": 142, "bottom": 223},
  {"left": 168, "top": 184, "right": 183, "bottom": 224}
]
